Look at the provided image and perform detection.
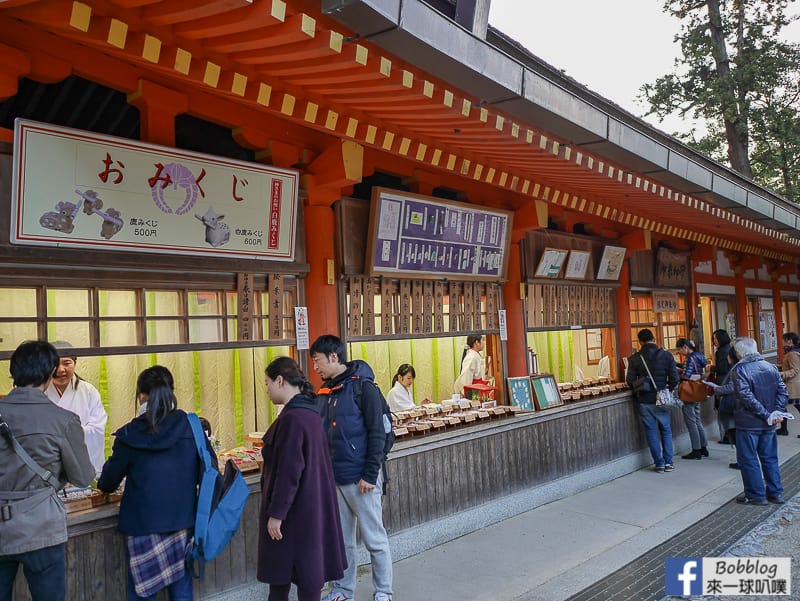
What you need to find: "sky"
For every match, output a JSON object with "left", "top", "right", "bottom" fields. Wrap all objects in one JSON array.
[
  {"left": 487, "top": 0, "right": 798, "bottom": 137},
  {"left": 486, "top": 0, "right": 691, "bottom": 135}
]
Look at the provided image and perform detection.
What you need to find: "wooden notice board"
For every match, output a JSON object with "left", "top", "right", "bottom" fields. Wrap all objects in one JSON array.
[{"left": 365, "top": 187, "right": 513, "bottom": 281}]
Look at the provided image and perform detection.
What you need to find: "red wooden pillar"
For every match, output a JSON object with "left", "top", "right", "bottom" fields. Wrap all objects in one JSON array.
[
  {"left": 503, "top": 235, "right": 527, "bottom": 377},
  {"left": 616, "top": 260, "right": 633, "bottom": 373},
  {"left": 127, "top": 79, "right": 187, "bottom": 146},
  {"left": 304, "top": 202, "right": 339, "bottom": 349},
  {"left": 773, "top": 281, "right": 785, "bottom": 359},
  {"left": 734, "top": 269, "right": 749, "bottom": 338}
]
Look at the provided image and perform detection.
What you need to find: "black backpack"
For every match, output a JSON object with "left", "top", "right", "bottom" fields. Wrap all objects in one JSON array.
[
  {"left": 351, "top": 376, "right": 395, "bottom": 494},
  {"left": 351, "top": 376, "right": 395, "bottom": 461}
]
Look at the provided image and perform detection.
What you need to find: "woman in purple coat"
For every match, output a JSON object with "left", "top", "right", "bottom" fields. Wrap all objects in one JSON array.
[{"left": 257, "top": 357, "right": 346, "bottom": 601}]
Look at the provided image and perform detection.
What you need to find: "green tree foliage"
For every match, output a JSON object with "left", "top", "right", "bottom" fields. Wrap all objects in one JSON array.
[{"left": 640, "top": 0, "right": 800, "bottom": 201}]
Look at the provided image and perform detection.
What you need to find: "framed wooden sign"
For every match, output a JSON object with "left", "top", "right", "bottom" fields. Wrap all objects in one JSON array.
[
  {"left": 365, "top": 187, "right": 513, "bottom": 280},
  {"left": 11, "top": 119, "right": 299, "bottom": 260},
  {"left": 596, "top": 245, "right": 626, "bottom": 281},
  {"left": 534, "top": 247, "right": 568, "bottom": 278},
  {"left": 507, "top": 376, "right": 534, "bottom": 411},
  {"left": 564, "top": 250, "right": 591, "bottom": 280},
  {"left": 655, "top": 246, "right": 690, "bottom": 287},
  {"left": 530, "top": 374, "right": 563, "bottom": 410}
]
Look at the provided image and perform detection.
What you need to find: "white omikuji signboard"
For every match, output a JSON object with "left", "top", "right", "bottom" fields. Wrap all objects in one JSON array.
[{"left": 11, "top": 119, "right": 299, "bottom": 260}]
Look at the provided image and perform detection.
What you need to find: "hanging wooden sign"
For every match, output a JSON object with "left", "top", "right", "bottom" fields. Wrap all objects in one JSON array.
[
  {"left": 12, "top": 120, "right": 298, "bottom": 260},
  {"left": 237, "top": 272, "right": 254, "bottom": 342},
  {"left": 365, "top": 187, "right": 513, "bottom": 280},
  {"left": 268, "top": 273, "right": 284, "bottom": 340},
  {"left": 655, "top": 247, "right": 690, "bottom": 288}
]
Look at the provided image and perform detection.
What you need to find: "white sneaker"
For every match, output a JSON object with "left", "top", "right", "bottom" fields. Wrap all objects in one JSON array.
[
  {"left": 373, "top": 594, "right": 392, "bottom": 601},
  {"left": 321, "top": 592, "right": 352, "bottom": 601}
]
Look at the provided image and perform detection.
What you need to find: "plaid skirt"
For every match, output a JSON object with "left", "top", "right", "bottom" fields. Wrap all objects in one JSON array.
[{"left": 126, "top": 529, "right": 192, "bottom": 597}]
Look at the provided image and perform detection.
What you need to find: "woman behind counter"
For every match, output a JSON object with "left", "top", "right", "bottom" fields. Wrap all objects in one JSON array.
[
  {"left": 387, "top": 364, "right": 430, "bottom": 412},
  {"left": 257, "top": 357, "right": 345, "bottom": 601},
  {"left": 98, "top": 365, "right": 215, "bottom": 601},
  {"left": 453, "top": 334, "right": 485, "bottom": 396}
]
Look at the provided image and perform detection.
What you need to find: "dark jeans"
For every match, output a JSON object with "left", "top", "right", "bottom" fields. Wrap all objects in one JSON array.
[
  {"left": 0, "top": 544, "right": 66, "bottom": 601},
  {"left": 638, "top": 403, "right": 674, "bottom": 467},
  {"left": 736, "top": 429, "right": 783, "bottom": 501}
]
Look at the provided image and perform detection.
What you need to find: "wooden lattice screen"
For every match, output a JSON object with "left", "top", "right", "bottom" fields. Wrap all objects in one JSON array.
[
  {"left": 345, "top": 276, "right": 501, "bottom": 338},
  {"left": 526, "top": 283, "right": 616, "bottom": 329}
]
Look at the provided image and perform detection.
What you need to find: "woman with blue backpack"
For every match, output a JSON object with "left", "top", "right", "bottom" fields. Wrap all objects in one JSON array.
[
  {"left": 98, "top": 365, "right": 216, "bottom": 601},
  {"left": 257, "top": 357, "right": 346, "bottom": 601}
]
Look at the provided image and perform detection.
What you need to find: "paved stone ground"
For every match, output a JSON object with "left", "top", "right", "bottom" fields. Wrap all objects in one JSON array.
[{"left": 663, "top": 495, "right": 800, "bottom": 600}]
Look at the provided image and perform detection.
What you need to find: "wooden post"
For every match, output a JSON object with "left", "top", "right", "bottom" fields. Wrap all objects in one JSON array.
[
  {"left": 304, "top": 203, "right": 339, "bottom": 354},
  {"left": 774, "top": 281, "right": 785, "bottom": 360},
  {"left": 503, "top": 236, "right": 527, "bottom": 377},
  {"left": 616, "top": 260, "right": 633, "bottom": 373},
  {"left": 734, "top": 269, "right": 749, "bottom": 338}
]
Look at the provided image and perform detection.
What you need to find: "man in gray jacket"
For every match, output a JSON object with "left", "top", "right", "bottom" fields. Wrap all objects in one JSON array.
[{"left": 0, "top": 340, "right": 94, "bottom": 601}]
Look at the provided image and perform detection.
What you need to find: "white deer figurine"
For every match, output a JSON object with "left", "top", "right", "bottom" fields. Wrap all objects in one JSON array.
[{"left": 195, "top": 207, "right": 231, "bottom": 248}]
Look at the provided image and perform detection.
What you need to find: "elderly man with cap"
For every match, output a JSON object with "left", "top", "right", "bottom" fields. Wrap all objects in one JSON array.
[{"left": 45, "top": 341, "right": 108, "bottom": 475}]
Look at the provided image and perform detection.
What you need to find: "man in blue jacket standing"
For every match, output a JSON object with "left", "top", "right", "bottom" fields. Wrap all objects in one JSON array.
[
  {"left": 311, "top": 335, "right": 393, "bottom": 601},
  {"left": 731, "top": 336, "right": 789, "bottom": 505}
]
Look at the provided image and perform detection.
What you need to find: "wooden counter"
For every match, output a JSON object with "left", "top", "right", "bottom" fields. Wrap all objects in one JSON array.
[{"left": 12, "top": 392, "right": 709, "bottom": 600}]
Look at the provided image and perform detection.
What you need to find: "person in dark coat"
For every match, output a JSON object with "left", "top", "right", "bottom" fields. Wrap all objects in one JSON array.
[
  {"left": 710, "top": 329, "right": 733, "bottom": 443},
  {"left": 98, "top": 365, "right": 215, "bottom": 601},
  {"left": 257, "top": 357, "right": 346, "bottom": 601},
  {"left": 626, "top": 328, "right": 680, "bottom": 473}
]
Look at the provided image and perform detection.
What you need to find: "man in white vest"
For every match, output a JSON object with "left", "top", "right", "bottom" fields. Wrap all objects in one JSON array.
[{"left": 45, "top": 341, "right": 108, "bottom": 475}]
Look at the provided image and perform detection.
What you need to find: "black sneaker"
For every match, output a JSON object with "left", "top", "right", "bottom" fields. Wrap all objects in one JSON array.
[
  {"left": 736, "top": 495, "right": 768, "bottom": 506},
  {"left": 682, "top": 450, "right": 702, "bottom": 459},
  {"left": 655, "top": 465, "right": 665, "bottom": 473},
  {"left": 767, "top": 495, "right": 786, "bottom": 504},
  {"left": 700, "top": 447, "right": 709, "bottom": 457},
  {"left": 664, "top": 464, "right": 674, "bottom": 472},
  {"left": 729, "top": 463, "right": 740, "bottom": 470}
]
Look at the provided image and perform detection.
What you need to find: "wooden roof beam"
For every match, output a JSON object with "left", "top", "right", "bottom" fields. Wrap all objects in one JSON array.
[
  {"left": 143, "top": 0, "right": 257, "bottom": 28},
  {"left": 0, "top": 42, "right": 30, "bottom": 99},
  {"left": 620, "top": 230, "right": 651, "bottom": 256},
  {"left": 691, "top": 246, "right": 716, "bottom": 263},
  {"left": 127, "top": 79, "right": 188, "bottom": 146},
  {"left": 724, "top": 250, "right": 762, "bottom": 273},
  {"left": 402, "top": 170, "right": 442, "bottom": 196},
  {"left": 232, "top": 125, "right": 310, "bottom": 168},
  {"left": 512, "top": 200, "right": 548, "bottom": 236},
  {"left": 205, "top": 13, "right": 313, "bottom": 55},
  {"left": 172, "top": 2, "right": 273, "bottom": 39},
  {"left": 766, "top": 260, "right": 797, "bottom": 279},
  {"left": 302, "top": 139, "right": 364, "bottom": 206}
]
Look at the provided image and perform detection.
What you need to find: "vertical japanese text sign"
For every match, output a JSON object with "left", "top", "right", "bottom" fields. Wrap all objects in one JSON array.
[{"left": 237, "top": 273, "right": 254, "bottom": 341}]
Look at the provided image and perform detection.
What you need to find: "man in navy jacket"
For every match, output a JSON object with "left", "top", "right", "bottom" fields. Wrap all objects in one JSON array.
[
  {"left": 731, "top": 336, "right": 788, "bottom": 505},
  {"left": 627, "top": 328, "right": 679, "bottom": 473},
  {"left": 311, "top": 335, "right": 393, "bottom": 601}
]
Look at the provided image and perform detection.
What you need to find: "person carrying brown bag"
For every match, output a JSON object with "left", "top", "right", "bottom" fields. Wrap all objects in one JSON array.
[
  {"left": 676, "top": 338, "right": 710, "bottom": 460},
  {"left": 778, "top": 332, "right": 800, "bottom": 436}
]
